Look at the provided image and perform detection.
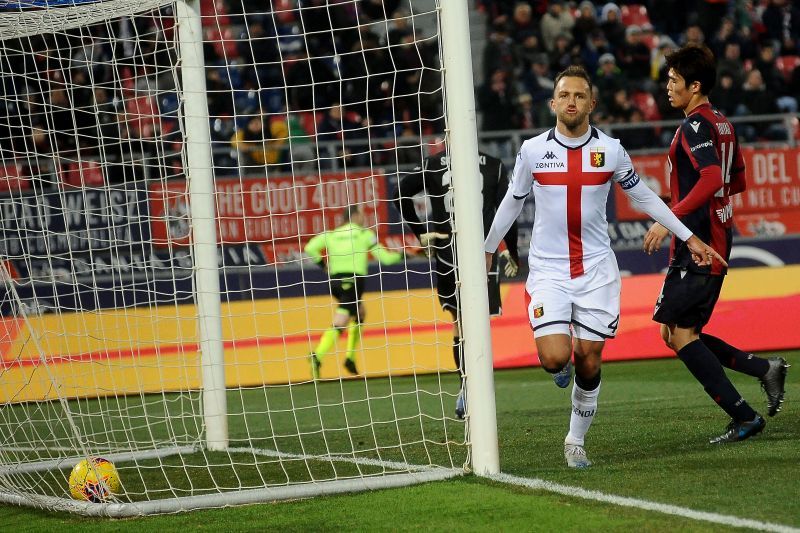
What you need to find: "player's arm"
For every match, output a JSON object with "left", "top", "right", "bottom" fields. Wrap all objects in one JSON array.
[
  {"left": 366, "top": 231, "right": 403, "bottom": 265},
  {"left": 495, "top": 160, "right": 520, "bottom": 262},
  {"left": 493, "top": 159, "right": 520, "bottom": 277},
  {"left": 484, "top": 148, "right": 532, "bottom": 269},
  {"left": 631, "top": 177, "right": 727, "bottom": 266},
  {"left": 670, "top": 120, "right": 723, "bottom": 217},
  {"left": 614, "top": 146, "right": 726, "bottom": 266},
  {"left": 304, "top": 233, "right": 327, "bottom": 269}
]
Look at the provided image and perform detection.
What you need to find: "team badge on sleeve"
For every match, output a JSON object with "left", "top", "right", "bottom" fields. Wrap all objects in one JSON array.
[
  {"left": 590, "top": 147, "right": 605, "bottom": 167},
  {"left": 533, "top": 304, "right": 544, "bottom": 319}
]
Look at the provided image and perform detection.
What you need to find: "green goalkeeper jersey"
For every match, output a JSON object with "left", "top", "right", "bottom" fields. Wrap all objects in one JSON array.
[{"left": 304, "top": 222, "right": 402, "bottom": 276}]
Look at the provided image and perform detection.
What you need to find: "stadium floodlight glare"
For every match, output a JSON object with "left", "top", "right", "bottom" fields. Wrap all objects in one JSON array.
[{"left": 0, "top": 0, "right": 497, "bottom": 516}]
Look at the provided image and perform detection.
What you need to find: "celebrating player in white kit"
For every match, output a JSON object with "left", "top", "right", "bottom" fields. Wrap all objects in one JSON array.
[{"left": 484, "top": 65, "right": 726, "bottom": 468}]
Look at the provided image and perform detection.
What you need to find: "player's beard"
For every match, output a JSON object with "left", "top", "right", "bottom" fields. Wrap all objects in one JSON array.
[{"left": 558, "top": 109, "right": 589, "bottom": 133}]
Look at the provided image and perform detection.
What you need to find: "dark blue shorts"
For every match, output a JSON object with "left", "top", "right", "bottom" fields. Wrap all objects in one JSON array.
[{"left": 652, "top": 268, "right": 724, "bottom": 332}]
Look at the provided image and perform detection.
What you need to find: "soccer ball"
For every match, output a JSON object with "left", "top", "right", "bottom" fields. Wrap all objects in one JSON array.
[{"left": 68, "top": 457, "right": 121, "bottom": 502}]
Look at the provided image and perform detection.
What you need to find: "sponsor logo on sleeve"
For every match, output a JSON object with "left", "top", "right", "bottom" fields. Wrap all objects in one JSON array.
[{"left": 690, "top": 140, "right": 713, "bottom": 152}]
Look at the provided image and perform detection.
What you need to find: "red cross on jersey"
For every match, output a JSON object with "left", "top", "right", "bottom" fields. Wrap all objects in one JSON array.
[{"left": 508, "top": 127, "right": 636, "bottom": 280}]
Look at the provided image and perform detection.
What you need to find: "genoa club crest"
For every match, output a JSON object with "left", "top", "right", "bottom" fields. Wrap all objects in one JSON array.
[{"left": 590, "top": 147, "right": 605, "bottom": 167}]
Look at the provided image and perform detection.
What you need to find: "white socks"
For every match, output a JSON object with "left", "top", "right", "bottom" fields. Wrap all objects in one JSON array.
[{"left": 565, "top": 381, "right": 601, "bottom": 447}]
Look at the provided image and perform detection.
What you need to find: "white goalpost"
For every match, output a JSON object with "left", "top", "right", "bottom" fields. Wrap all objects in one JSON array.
[{"left": 0, "top": 0, "right": 497, "bottom": 516}]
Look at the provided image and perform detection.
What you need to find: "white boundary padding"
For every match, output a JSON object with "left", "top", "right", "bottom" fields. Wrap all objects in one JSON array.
[
  {"left": 438, "top": 0, "right": 500, "bottom": 475},
  {"left": 176, "top": 0, "right": 228, "bottom": 451}
]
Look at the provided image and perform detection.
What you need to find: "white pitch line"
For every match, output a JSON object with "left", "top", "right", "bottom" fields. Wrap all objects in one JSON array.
[{"left": 490, "top": 472, "right": 800, "bottom": 533}]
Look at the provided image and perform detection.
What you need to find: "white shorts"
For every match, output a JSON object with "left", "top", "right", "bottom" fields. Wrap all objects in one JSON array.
[{"left": 524, "top": 253, "right": 621, "bottom": 341}]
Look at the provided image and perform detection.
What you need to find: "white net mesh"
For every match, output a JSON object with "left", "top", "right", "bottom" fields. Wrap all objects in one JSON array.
[{"left": 0, "top": 0, "right": 468, "bottom": 515}]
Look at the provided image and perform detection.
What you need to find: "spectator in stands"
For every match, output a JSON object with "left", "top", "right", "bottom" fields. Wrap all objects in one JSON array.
[
  {"left": 709, "top": 17, "right": 740, "bottom": 59},
  {"left": 761, "top": 0, "right": 800, "bottom": 54},
  {"left": 739, "top": 69, "right": 785, "bottom": 140},
  {"left": 30, "top": 119, "right": 52, "bottom": 156},
  {"left": 589, "top": 84, "right": 610, "bottom": 125},
  {"left": 696, "top": 0, "right": 730, "bottom": 40},
  {"left": 594, "top": 52, "right": 625, "bottom": 98},
  {"left": 478, "top": 69, "right": 518, "bottom": 132},
  {"left": 205, "top": 68, "right": 235, "bottom": 117},
  {"left": 753, "top": 42, "right": 786, "bottom": 95},
  {"left": 510, "top": 2, "right": 536, "bottom": 43},
  {"left": 477, "top": 68, "right": 518, "bottom": 158},
  {"left": 680, "top": 24, "right": 705, "bottom": 46},
  {"left": 316, "top": 103, "right": 367, "bottom": 169},
  {"left": 483, "top": 19, "right": 518, "bottom": 82},
  {"left": 48, "top": 87, "right": 77, "bottom": 154},
  {"left": 285, "top": 112, "right": 315, "bottom": 170},
  {"left": 710, "top": 70, "right": 744, "bottom": 117},
  {"left": 239, "top": 21, "right": 281, "bottom": 88},
  {"left": 618, "top": 25, "right": 652, "bottom": 89},
  {"left": 549, "top": 32, "right": 579, "bottom": 74},
  {"left": 540, "top": 0, "right": 575, "bottom": 52},
  {"left": 606, "top": 87, "right": 633, "bottom": 123},
  {"left": 520, "top": 53, "right": 555, "bottom": 125},
  {"left": 572, "top": 1, "right": 599, "bottom": 48},
  {"left": 599, "top": 2, "right": 625, "bottom": 52},
  {"left": 516, "top": 30, "right": 546, "bottom": 71},
  {"left": 231, "top": 116, "right": 266, "bottom": 169},
  {"left": 514, "top": 92, "right": 537, "bottom": 130},
  {"left": 393, "top": 124, "right": 423, "bottom": 167},
  {"left": 616, "top": 108, "right": 658, "bottom": 150},
  {"left": 717, "top": 42, "right": 747, "bottom": 87},
  {"left": 581, "top": 30, "right": 612, "bottom": 75},
  {"left": 231, "top": 116, "right": 286, "bottom": 171},
  {"left": 651, "top": 36, "right": 677, "bottom": 84}
]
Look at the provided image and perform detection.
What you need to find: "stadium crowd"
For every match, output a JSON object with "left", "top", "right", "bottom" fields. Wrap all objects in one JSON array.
[
  {"left": 476, "top": 0, "right": 800, "bottom": 146},
  {"left": 0, "top": 0, "right": 798, "bottom": 183}
]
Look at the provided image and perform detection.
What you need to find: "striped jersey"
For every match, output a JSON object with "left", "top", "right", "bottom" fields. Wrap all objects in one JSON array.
[{"left": 666, "top": 103, "right": 746, "bottom": 275}]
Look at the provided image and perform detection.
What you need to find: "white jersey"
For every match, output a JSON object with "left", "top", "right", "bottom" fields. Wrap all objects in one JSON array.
[
  {"left": 515, "top": 127, "right": 636, "bottom": 279},
  {"left": 485, "top": 126, "right": 695, "bottom": 282},
  {"left": 485, "top": 126, "right": 693, "bottom": 281}
]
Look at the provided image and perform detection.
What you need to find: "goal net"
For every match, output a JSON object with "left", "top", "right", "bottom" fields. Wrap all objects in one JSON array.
[{"left": 0, "top": 0, "right": 495, "bottom": 516}]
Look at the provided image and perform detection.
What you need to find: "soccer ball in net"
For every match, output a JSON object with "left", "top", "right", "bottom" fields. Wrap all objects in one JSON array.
[{"left": 68, "top": 458, "right": 121, "bottom": 502}]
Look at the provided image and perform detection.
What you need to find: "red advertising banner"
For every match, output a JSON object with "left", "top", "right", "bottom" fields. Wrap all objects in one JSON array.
[
  {"left": 615, "top": 146, "right": 800, "bottom": 237},
  {"left": 149, "top": 171, "right": 390, "bottom": 262},
  {"left": 0, "top": 163, "right": 29, "bottom": 192}
]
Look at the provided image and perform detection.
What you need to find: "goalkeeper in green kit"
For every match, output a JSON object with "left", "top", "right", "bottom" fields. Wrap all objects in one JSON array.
[{"left": 305, "top": 204, "right": 403, "bottom": 378}]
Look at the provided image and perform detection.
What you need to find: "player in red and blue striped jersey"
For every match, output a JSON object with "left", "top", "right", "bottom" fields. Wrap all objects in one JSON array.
[{"left": 644, "top": 44, "right": 789, "bottom": 444}]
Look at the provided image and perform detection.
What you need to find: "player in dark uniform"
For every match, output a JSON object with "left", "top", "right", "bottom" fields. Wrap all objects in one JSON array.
[
  {"left": 643, "top": 44, "right": 789, "bottom": 444},
  {"left": 393, "top": 150, "right": 520, "bottom": 419}
]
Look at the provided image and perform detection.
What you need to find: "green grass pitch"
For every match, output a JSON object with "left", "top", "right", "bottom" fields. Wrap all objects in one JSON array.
[{"left": 1, "top": 351, "right": 797, "bottom": 532}]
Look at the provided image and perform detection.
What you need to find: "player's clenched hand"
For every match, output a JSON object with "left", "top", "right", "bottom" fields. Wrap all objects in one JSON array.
[
  {"left": 499, "top": 250, "right": 519, "bottom": 277},
  {"left": 419, "top": 232, "right": 448, "bottom": 257},
  {"left": 643, "top": 222, "right": 669, "bottom": 255},
  {"left": 686, "top": 235, "right": 728, "bottom": 267}
]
